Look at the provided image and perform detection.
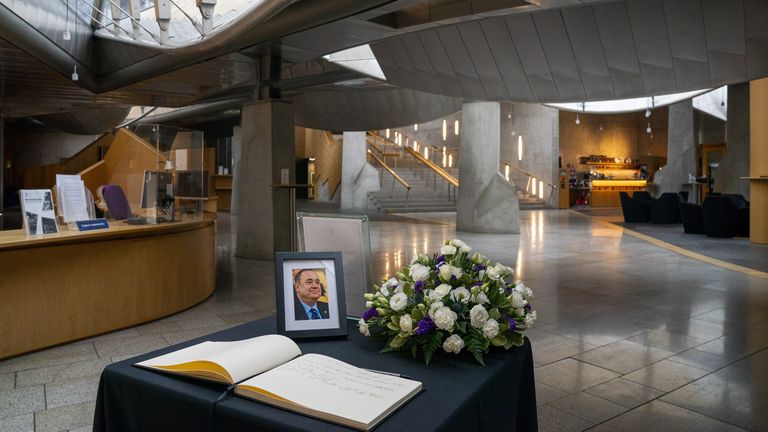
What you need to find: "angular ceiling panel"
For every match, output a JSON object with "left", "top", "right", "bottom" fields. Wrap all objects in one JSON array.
[
  {"left": 457, "top": 22, "right": 510, "bottom": 99},
  {"left": 626, "top": 0, "right": 674, "bottom": 68},
  {"left": 672, "top": 57, "right": 711, "bottom": 89},
  {"left": 417, "top": 32, "right": 457, "bottom": 78},
  {"left": 663, "top": 0, "right": 708, "bottom": 62},
  {"left": 533, "top": 10, "right": 585, "bottom": 101},
  {"left": 480, "top": 18, "right": 533, "bottom": 101},
  {"left": 436, "top": 26, "right": 479, "bottom": 79},
  {"left": 702, "top": 0, "right": 746, "bottom": 56},
  {"left": 504, "top": 15, "right": 559, "bottom": 101},
  {"left": 593, "top": 2, "right": 645, "bottom": 96},
  {"left": 560, "top": 7, "right": 613, "bottom": 100},
  {"left": 708, "top": 51, "right": 747, "bottom": 84}
]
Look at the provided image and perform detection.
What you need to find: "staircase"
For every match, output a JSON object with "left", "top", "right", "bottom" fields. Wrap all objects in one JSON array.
[{"left": 369, "top": 167, "right": 457, "bottom": 213}]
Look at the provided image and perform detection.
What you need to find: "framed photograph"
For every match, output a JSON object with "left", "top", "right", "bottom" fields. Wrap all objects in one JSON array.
[{"left": 275, "top": 251, "right": 348, "bottom": 339}]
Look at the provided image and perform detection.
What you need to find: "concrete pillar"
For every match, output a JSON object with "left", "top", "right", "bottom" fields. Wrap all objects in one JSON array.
[
  {"left": 749, "top": 78, "right": 768, "bottom": 244},
  {"left": 340, "top": 131, "right": 379, "bottom": 210},
  {"left": 234, "top": 100, "right": 294, "bottom": 259},
  {"left": 0, "top": 116, "right": 4, "bottom": 227},
  {"left": 457, "top": 102, "right": 520, "bottom": 233},
  {"left": 654, "top": 100, "right": 695, "bottom": 196},
  {"left": 230, "top": 125, "right": 242, "bottom": 215},
  {"left": 720, "top": 83, "right": 750, "bottom": 198}
]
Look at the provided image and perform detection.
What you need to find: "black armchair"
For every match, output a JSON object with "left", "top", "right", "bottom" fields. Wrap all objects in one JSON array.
[
  {"left": 649, "top": 193, "right": 682, "bottom": 224},
  {"left": 679, "top": 201, "right": 705, "bottom": 234},
  {"left": 633, "top": 191, "right": 653, "bottom": 202},
  {"left": 702, "top": 196, "right": 750, "bottom": 238},
  {"left": 620, "top": 192, "right": 650, "bottom": 223}
]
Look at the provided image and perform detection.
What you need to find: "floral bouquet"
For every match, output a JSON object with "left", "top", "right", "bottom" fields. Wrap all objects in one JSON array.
[{"left": 358, "top": 239, "right": 536, "bottom": 365}]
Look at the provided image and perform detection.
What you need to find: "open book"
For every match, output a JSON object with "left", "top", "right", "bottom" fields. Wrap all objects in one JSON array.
[{"left": 134, "top": 335, "right": 422, "bottom": 431}]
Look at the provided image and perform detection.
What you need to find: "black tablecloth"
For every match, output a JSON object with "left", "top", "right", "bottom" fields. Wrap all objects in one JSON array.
[{"left": 94, "top": 317, "right": 537, "bottom": 432}]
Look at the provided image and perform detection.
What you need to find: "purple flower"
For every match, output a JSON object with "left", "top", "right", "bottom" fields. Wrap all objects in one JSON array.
[
  {"left": 524, "top": 303, "right": 532, "bottom": 311},
  {"left": 414, "top": 280, "right": 425, "bottom": 293},
  {"left": 436, "top": 255, "right": 446, "bottom": 266},
  {"left": 415, "top": 317, "right": 435, "bottom": 335},
  {"left": 506, "top": 316, "right": 517, "bottom": 331},
  {"left": 362, "top": 308, "right": 379, "bottom": 321},
  {"left": 473, "top": 264, "right": 486, "bottom": 272}
]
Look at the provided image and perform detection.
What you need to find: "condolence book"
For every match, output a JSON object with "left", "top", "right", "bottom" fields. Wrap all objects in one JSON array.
[{"left": 134, "top": 334, "right": 422, "bottom": 431}]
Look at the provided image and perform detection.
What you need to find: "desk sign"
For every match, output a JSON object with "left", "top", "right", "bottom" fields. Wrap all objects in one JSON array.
[{"left": 76, "top": 219, "right": 110, "bottom": 231}]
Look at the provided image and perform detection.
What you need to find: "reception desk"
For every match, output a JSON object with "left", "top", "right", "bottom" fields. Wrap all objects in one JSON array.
[
  {"left": 590, "top": 180, "right": 648, "bottom": 207},
  {"left": 0, "top": 218, "right": 216, "bottom": 359}
]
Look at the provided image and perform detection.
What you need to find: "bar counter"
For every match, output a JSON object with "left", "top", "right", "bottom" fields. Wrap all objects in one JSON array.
[
  {"left": 0, "top": 217, "right": 216, "bottom": 359},
  {"left": 590, "top": 179, "right": 648, "bottom": 207}
]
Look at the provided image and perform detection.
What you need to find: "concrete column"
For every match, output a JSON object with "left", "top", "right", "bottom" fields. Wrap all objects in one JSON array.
[
  {"left": 0, "top": 116, "right": 4, "bottom": 226},
  {"left": 340, "top": 131, "right": 379, "bottom": 210},
  {"left": 235, "top": 100, "right": 294, "bottom": 259},
  {"left": 749, "top": 78, "right": 768, "bottom": 244},
  {"left": 720, "top": 83, "right": 750, "bottom": 198},
  {"left": 457, "top": 102, "right": 520, "bottom": 233},
  {"left": 230, "top": 125, "right": 242, "bottom": 215},
  {"left": 654, "top": 100, "right": 695, "bottom": 196}
]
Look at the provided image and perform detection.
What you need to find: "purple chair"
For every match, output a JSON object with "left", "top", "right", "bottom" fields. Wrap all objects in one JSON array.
[{"left": 101, "top": 185, "right": 132, "bottom": 220}]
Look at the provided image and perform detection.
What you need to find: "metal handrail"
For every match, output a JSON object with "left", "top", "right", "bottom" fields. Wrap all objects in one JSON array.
[
  {"left": 502, "top": 161, "right": 556, "bottom": 190},
  {"left": 367, "top": 150, "right": 410, "bottom": 191},
  {"left": 365, "top": 136, "right": 384, "bottom": 154},
  {"left": 405, "top": 147, "right": 459, "bottom": 188}
]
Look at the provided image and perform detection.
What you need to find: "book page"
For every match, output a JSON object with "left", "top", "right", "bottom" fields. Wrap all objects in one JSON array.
[
  {"left": 135, "top": 334, "right": 301, "bottom": 384},
  {"left": 19, "top": 189, "right": 59, "bottom": 235},
  {"left": 237, "top": 354, "right": 421, "bottom": 428},
  {"left": 56, "top": 175, "right": 90, "bottom": 222}
]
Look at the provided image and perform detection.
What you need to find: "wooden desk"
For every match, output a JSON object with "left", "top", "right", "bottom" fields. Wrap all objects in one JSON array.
[{"left": 0, "top": 217, "right": 216, "bottom": 359}]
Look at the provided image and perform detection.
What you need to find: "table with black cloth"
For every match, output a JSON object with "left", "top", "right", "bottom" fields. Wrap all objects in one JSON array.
[{"left": 94, "top": 317, "right": 537, "bottom": 432}]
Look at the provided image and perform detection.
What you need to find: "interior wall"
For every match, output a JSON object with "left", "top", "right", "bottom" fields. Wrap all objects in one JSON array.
[
  {"left": 5, "top": 126, "right": 98, "bottom": 168},
  {"left": 559, "top": 108, "right": 668, "bottom": 175},
  {"left": 298, "top": 127, "right": 342, "bottom": 201}
]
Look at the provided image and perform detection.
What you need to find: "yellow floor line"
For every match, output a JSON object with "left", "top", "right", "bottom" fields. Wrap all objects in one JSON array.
[{"left": 570, "top": 210, "right": 768, "bottom": 280}]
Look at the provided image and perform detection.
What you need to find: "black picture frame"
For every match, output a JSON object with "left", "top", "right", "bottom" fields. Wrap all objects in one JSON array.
[{"left": 275, "top": 251, "right": 348, "bottom": 339}]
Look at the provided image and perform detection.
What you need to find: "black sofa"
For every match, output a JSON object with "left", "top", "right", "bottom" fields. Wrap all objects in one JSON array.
[
  {"left": 649, "top": 192, "right": 682, "bottom": 224},
  {"left": 679, "top": 195, "right": 705, "bottom": 234},
  {"left": 619, "top": 191, "right": 650, "bottom": 223},
  {"left": 702, "top": 196, "right": 750, "bottom": 238}
]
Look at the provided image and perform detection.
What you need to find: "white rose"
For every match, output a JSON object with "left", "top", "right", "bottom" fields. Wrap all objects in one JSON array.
[
  {"left": 440, "top": 244, "right": 457, "bottom": 256},
  {"left": 365, "top": 301, "right": 373, "bottom": 308},
  {"left": 399, "top": 315, "right": 413, "bottom": 333},
  {"left": 410, "top": 254, "right": 418, "bottom": 265},
  {"left": 450, "top": 239, "right": 472, "bottom": 253},
  {"left": 428, "top": 301, "right": 444, "bottom": 318},
  {"left": 433, "top": 307, "right": 457, "bottom": 331},
  {"left": 473, "top": 292, "right": 489, "bottom": 304},
  {"left": 482, "top": 318, "right": 499, "bottom": 339},
  {"left": 510, "top": 292, "right": 526, "bottom": 309},
  {"left": 434, "top": 284, "right": 451, "bottom": 298},
  {"left": 516, "top": 307, "right": 525, "bottom": 316},
  {"left": 438, "top": 264, "right": 462, "bottom": 281},
  {"left": 358, "top": 318, "right": 370, "bottom": 336},
  {"left": 409, "top": 263, "right": 430, "bottom": 281},
  {"left": 384, "top": 278, "right": 399, "bottom": 288},
  {"left": 524, "top": 310, "right": 537, "bottom": 327},
  {"left": 450, "top": 287, "right": 470, "bottom": 303},
  {"left": 379, "top": 286, "right": 390, "bottom": 297},
  {"left": 470, "top": 304, "right": 489, "bottom": 328},
  {"left": 442, "top": 334, "right": 465, "bottom": 354},
  {"left": 389, "top": 292, "right": 408, "bottom": 311}
]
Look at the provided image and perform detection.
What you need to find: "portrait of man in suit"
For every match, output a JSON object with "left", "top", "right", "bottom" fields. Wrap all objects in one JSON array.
[{"left": 293, "top": 268, "right": 330, "bottom": 320}]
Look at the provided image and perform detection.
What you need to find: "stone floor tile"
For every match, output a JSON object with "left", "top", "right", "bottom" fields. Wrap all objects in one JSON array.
[
  {"left": 0, "top": 386, "right": 45, "bottom": 419},
  {"left": 628, "top": 328, "right": 708, "bottom": 353},
  {"left": 587, "top": 400, "right": 749, "bottom": 432},
  {"left": 15, "top": 358, "right": 111, "bottom": 388},
  {"left": 33, "top": 401, "right": 94, "bottom": 432},
  {"left": 537, "top": 405, "right": 592, "bottom": 432},
  {"left": 573, "top": 340, "right": 675, "bottom": 374},
  {"left": 218, "top": 310, "right": 274, "bottom": 325},
  {"left": 0, "top": 373, "right": 14, "bottom": 391},
  {"left": 693, "top": 328, "right": 768, "bottom": 360},
  {"left": 161, "top": 325, "right": 232, "bottom": 346},
  {"left": 0, "top": 343, "right": 97, "bottom": 375},
  {"left": 175, "top": 316, "right": 228, "bottom": 331},
  {"left": 134, "top": 320, "right": 183, "bottom": 336},
  {"left": 0, "top": 414, "right": 34, "bottom": 432},
  {"left": 535, "top": 381, "right": 569, "bottom": 406},
  {"left": 622, "top": 359, "right": 710, "bottom": 392},
  {"left": 93, "top": 334, "right": 169, "bottom": 359},
  {"left": 535, "top": 359, "right": 619, "bottom": 393},
  {"left": 666, "top": 348, "right": 735, "bottom": 372},
  {"left": 663, "top": 319, "right": 726, "bottom": 341},
  {"left": 44, "top": 376, "right": 101, "bottom": 410},
  {"left": 548, "top": 391, "right": 627, "bottom": 425},
  {"left": 531, "top": 334, "right": 596, "bottom": 365},
  {"left": 584, "top": 377, "right": 664, "bottom": 409},
  {"left": 68, "top": 426, "right": 93, "bottom": 432}
]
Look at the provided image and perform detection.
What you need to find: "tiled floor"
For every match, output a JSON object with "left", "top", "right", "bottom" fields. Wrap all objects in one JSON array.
[{"left": 1, "top": 208, "right": 767, "bottom": 431}]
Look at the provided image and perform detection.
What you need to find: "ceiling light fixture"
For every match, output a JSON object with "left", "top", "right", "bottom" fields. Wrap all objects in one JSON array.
[
  {"left": 414, "top": 123, "right": 418, "bottom": 131},
  {"left": 646, "top": 122, "right": 652, "bottom": 134},
  {"left": 63, "top": 0, "right": 71, "bottom": 41},
  {"left": 454, "top": 120, "right": 459, "bottom": 135},
  {"left": 518, "top": 135, "right": 523, "bottom": 161},
  {"left": 575, "top": 114, "right": 580, "bottom": 125},
  {"left": 385, "top": 129, "right": 390, "bottom": 139},
  {"left": 71, "top": 64, "right": 79, "bottom": 81},
  {"left": 442, "top": 119, "right": 447, "bottom": 141}
]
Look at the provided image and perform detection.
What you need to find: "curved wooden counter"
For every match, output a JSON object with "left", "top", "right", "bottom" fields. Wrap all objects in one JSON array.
[{"left": 0, "top": 218, "right": 216, "bottom": 359}]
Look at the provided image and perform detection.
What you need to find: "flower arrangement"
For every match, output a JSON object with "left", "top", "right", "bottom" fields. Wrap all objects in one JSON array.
[{"left": 358, "top": 239, "right": 536, "bottom": 365}]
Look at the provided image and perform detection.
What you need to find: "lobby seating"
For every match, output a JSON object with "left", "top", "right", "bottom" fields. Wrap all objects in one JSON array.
[
  {"left": 619, "top": 191, "right": 650, "bottom": 223},
  {"left": 649, "top": 192, "right": 681, "bottom": 224},
  {"left": 679, "top": 199, "right": 705, "bottom": 234},
  {"left": 632, "top": 191, "right": 653, "bottom": 202},
  {"left": 702, "top": 196, "right": 750, "bottom": 238}
]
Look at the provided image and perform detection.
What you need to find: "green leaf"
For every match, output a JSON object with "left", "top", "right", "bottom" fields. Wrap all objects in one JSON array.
[
  {"left": 491, "top": 335, "right": 506, "bottom": 347},
  {"left": 509, "top": 331, "right": 524, "bottom": 347},
  {"left": 422, "top": 331, "right": 445, "bottom": 365},
  {"left": 489, "top": 308, "right": 501, "bottom": 320},
  {"left": 412, "top": 308, "right": 424, "bottom": 321},
  {"left": 390, "top": 315, "right": 400, "bottom": 325},
  {"left": 386, "top": 322, "right": 399, "bottom": 331}
]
